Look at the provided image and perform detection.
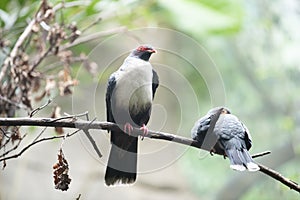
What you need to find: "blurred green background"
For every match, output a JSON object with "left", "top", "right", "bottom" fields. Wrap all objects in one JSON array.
[{"left": 1, "top": 0, "right": 300, "bottom": 199}]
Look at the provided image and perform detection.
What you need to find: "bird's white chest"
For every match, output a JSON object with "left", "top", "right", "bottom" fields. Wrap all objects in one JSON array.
[{"left": 113, "top": 62, "right": 153, "bottom": 111}]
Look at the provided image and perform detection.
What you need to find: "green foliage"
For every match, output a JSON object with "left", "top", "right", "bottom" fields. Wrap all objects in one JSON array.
[
  {"left": 157, "top": 0, "right": 243, "bottom": 36},
  {"left": 0, "top": 0, "right": 38, "bottom": 29}
]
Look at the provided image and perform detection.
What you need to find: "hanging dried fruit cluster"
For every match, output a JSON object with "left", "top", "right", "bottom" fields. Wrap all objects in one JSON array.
[{"left": 53, "top": 148, "right": 71, "bottom": 191}]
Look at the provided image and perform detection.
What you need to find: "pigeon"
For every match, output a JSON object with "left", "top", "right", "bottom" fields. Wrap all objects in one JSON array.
[
  {"left": 105, "top": 45, "right": 159, "bottom": 185},
  {"left": 191, "top": 107, "right": 259, "bottom": 172}
]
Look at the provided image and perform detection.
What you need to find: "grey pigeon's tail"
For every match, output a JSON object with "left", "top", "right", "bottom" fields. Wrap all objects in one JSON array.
[
  {"left": 105, "top": 129, "right": 137, "bottom": 186},
  {"left": 225, "top": 141, "right": 259, "bottom": 172}
]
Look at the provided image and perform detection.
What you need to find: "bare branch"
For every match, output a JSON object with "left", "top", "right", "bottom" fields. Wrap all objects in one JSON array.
[
  {"left": 0, "top": 128, "right": 80, "bottom": 162},
  {"left": 82, "top": 127, "right": 103, "bottom": 158},
  {"left": 80, "top": 114, "right": 103, "bottom": 158},
  {"left": 0, "top": 117, "right": 268, "bottom": 151},
  {"left": 61, "top": 27, "right": 127, "bottom": 50},
  {"left": 76, "top": 194, "right": 82, "bottom": 200},
  {"left": 29, "top": 45, "right": 53, "bottom": 72},
  {"left": 251, "top": 151, "right": 271, "bottom": 159},
  {"left": 258, "top": 163, "right": 300, "bottom": 192},
  {"left": 29, "top": 99, "right": 52, "bottom": 117},
  {"left": 50, "top": 111, "right": 89, "bottom": 122},
  {"left": 32, "top": 127, "right": 48, "bottom": 142},
  {"left": 0, "top": 117, "right": 198, "bottom": 148},
  {"left": 0, "top": 117, "right": 299, "bottom": 193},
  {"left": 0, "top": 133, "right": 27, "bottom": 158},
  {"left": 0, "top": 127, "right": 10, "bottom": 138},
  {"left": 81, "top": 16, "right": 102, "bottom": 34},
  {"left": 52, "top": 1, "right": 90, "bottom": 12},
  {"left": 0, "top": 12, "right": 37, "bottom": 82},
  {"left": 0, "top": 94, "right": 28, "bottom": 110}
]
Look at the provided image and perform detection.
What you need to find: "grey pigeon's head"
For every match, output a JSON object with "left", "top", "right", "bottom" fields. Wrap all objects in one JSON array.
[
  {"left": 130, "top": 45, "right": 156, "bottom": 61},
  {"left": 207, "top": 107, "right": 231, "bottom": 116}
]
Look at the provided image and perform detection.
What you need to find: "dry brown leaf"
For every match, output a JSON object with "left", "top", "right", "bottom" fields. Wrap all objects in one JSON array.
[
  {"left": 34, "top": 91, "right": 46, "bottom": 102},
  {"left": 50, "top": 106, "right": 64, "bottom": 134},
  {"left": 45, "top": 77, "right": 56, "bottom": 96},
  {"left": 2, "top": 160, "right": 6, "bottom": 170},
  {"left": 31, "top": 76, "right": 41, "bottom": 93},
  {"left": 53, "top": 149, "right": 71, "bottom": 191},
  {"left": 83, "top": 61, "right": 98, "bottom": 76},
  {"left": 11, "top": 127, "right": 21, "bottom": 145},
  {"left": 0, "top": 131, "right": 3, "bottom": 147},
  {"left": 54, "top": 126, "right": 64, "bottom": 135}
]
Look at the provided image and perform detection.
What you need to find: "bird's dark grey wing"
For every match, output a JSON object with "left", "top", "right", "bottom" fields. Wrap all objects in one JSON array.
[
  {"left": 106, "top": 74, "right": 117, "bottom": 124},
  {"left": 192, "top": 109, "right": 225, "bottom": 154},
  {"left": 194, "top": 107, "right": 224, "bottom": 140},
  {"left": 241, "top": 122, "right": 252, "bottom": 150},
  {"left": 152, "top": 69, "right": 159, "bottom": 99},
  {"left": 215, "top": 115, "right": 251, "bottom": 153},
  {"left": 191, "top": 114, "right": 211, "bottom": 142}
]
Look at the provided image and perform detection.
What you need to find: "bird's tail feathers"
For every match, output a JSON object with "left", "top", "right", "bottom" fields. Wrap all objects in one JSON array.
[
  {"left": 230, "top": 164, "right": 247, "bottom": 171},
  {"left": 246, "top": 162, "right": 260, "bottom": 172},
  {"left": 105, "top": 130, "right": 138, "bottom": 186},
  {"left": 226, "top": 147, "right": 259, "bottom": 172}
]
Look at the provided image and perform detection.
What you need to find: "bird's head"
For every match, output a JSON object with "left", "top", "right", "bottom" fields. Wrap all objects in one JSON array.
[
  {"left": 130, "top": 45, "right": 156, "bottom": 61},
  {"left": 208, "top": 107, "right": 231, "bottom": 116}
]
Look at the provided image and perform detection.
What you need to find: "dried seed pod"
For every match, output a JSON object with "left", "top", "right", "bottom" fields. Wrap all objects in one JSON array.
[{"left": 53, "top": 149, "right": 71, "bottom": 191}]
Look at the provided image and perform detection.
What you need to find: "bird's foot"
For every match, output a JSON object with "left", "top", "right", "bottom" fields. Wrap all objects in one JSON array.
[
  {"left": 140, "top": 124, "right": 148, "bottom": 141},
  {"left": 123, "top": 123, "right": 133, "bottom": 135},
  {"left": 210, "top": 149, "right": 215, "bottom": 156}
]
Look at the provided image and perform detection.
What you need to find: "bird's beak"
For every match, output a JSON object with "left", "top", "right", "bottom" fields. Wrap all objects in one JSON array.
[{"left": 148, "top": 49, "right": 156, "bottom": 53}]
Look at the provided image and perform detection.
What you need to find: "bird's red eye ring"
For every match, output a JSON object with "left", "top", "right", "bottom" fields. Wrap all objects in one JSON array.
[
  {"left": 137, "top": 46, "right": 156, "bottom": 53},
  {"left": 137, "top": 46, "right": 148, "bottom": 51}
]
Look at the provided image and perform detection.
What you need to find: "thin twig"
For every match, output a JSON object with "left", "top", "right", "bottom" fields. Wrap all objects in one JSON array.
[
  {"left": 61, "top": 27, "right": 127, "bottom": 50},
  {"left": 42, "top": 56, "right": 86, "bottom": 73},
  {"left": 0, "top": 94, "right": 29, "bottom": 110},
  {"left": 29, "top": 45, "right": 53, "bottom": 72},
  {"left": 0, "top": 129, "right": 80, "bottom": 162},
  {"left": 76, "top": 194, "right": 81, "bottom": 200},
  {"left": 82, "top": 118, "right": 103, "bottom": 158},
  {"left": 32, "top": 127, "right": 48, "bottom": 142},
  {"left": 81, "top": 16, "right": 102, "bottom": 34},
  {"left": 53, "top": 1, "right": 90, "bottom": 12},
  {"left": 251, "top": 151, "right": 271, "bottom": 159},
  {"left": 0, "top": 127, "right": 10, "bottom": 138},
  {"left": 81, "top": 113, "right": 103, "bottom": 158},
  {"left": 0, "top": 15, "right": 36, "bottom": 83},
  {"left": 0, "top": 133, "right": 27, "bottom": 158},
  {"left": 1, "top": 134, "right": 12, "bottom": 149},
  {"left": 50, "top": 112, "right": 89, "bottom": 122},
  {"left": 29, "top": 99, "right": 52, "bottom": 117}
]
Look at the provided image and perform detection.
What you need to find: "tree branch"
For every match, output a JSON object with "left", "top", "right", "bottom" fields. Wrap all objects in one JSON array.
[
  {"left": 0, "top": 20, "right": 36, "bottom": 82},
  {"left": 251, "top": 151, "right": 271, "bottom": 159},
  {"left": 60, "top": 26, "right": 127, "bottom": 50},
  {"left": 258, "top": 163, "right": 300, "bottom": 192},
  {"left": 0, "top": 117, "right": 299, "bottom": 193},
  {"left": 0, "top": 117, "right": 202, "bottom": 149},
  {"left": 0, "top": 129, "right": 80, "bottom": 162}
]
